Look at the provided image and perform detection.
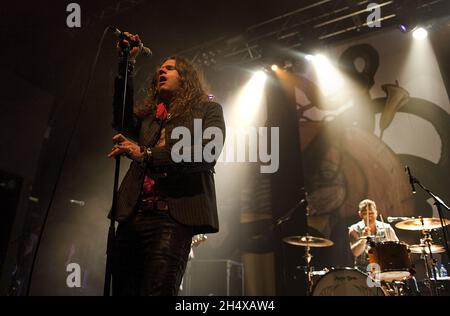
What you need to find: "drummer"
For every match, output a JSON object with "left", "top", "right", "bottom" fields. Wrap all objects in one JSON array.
[{"left": 348, "top": 199, "right": 399, "bottom": 270}]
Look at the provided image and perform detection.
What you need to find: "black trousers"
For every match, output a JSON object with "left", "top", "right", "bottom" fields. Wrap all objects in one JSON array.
[{"left": 112, "top": 209, "right": 193, "bottom": 296}]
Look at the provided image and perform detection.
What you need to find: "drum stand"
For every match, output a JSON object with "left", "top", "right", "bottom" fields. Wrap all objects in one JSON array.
[
  {"left": 382, "top": 281, "right": 404, "bottom": 296},
  {"left": 279, "top": 190, "right": 334, "bottom": 296},
  {"left": 304, "top": 243, "right": 313, "bottom": 295},
  {"left": 420, "top": 250, "right": 433, "bottom": 296},
  {"left": 420, "top": 229, "right": 440, "bottom": 296}
]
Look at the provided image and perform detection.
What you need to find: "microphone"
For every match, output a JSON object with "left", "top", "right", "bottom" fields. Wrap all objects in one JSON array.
[
  {"left": 109, "top": 26, "right": 152, "bottom": 57},
  {"left": 405, "top": 166, "right": 416, "bottom": 194},
  {"left": 387, "top": 216, "right": 413, "bottom": 223}
]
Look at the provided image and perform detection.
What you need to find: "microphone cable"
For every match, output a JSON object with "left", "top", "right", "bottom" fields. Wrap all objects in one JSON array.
[{"left": 24, "top": 26, "right": 110, "bottom": 296}]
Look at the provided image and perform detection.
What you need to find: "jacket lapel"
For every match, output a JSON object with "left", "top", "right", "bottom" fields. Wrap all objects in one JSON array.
[{"left": 140, "top": 116, "right": 162, "bottom": 146}]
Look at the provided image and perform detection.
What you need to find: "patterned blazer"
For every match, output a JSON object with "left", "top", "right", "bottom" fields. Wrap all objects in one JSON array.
[{"left": 111, "top": 77, "right": 226, "bottom": 234}]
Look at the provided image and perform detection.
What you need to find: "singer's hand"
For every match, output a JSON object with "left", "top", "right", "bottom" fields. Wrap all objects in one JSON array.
[
  {"left": 117, "top": 32, "right": 142, "bottom": 59},
  {"left": 108, "top": 134, "right": 144, "bottom": 162}
]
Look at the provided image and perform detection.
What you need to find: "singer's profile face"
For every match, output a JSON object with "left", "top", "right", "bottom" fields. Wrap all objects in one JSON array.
[{"left": 157, "top": 59, "right": 180, "bottom": 100}]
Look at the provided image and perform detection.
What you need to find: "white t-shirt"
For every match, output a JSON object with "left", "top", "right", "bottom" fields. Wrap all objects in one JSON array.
[{"left": 348, "top": 220, "right": 399, "bottom": 269}]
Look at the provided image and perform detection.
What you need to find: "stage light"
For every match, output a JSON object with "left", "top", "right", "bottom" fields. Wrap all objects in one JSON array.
[
  {"left": 254, "top": 70, "right": 267, "bottom": 81},
  {"left": 310, "top": 54, "right": 344, "bottom": 96},
  {"left": 398, "top": 20, "right": 430, "bottom": 40},
  {"left": 231, "top": 70, "right": 267, "bottom": 127},
  {"left": 305, "top": 54, "right": 315, "bottom": 62},
  {"left": 413, "top": 27, "right": 428, "bottom": 40},
  {"left": 271, "top": 64, "right": 279, "bottom": 71},
  {"left": 399, "top": 24, "right": 408, "bottom": 33}
]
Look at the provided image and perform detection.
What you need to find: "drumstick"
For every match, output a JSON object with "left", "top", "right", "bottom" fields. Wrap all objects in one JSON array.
[
  {"left": 379, "top": 213, "right": 389, "bottom": 240},
  {"left": 366, "top": 209, "right": 370, "bottom": 234}
]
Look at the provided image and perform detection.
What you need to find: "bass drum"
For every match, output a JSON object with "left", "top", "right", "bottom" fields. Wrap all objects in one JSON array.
[{"left": 311, "top": 268, "right": 385, "bottom": 296}]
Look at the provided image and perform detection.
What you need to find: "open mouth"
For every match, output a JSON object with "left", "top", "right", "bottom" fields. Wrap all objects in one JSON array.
[{"left": 159, "top": 76, "right": 167, "bottom": 85}]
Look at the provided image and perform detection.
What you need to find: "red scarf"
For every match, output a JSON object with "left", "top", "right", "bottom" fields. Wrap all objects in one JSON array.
[
  {"left": 142, "top": 103, "right": 168, "bottom": 197},
  {"left": 156, "top": 102, "right": 168, "bottom": 120}
]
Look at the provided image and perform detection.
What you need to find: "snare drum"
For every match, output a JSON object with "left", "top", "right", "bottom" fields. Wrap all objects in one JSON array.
[
  {"left": 367, "top": 241, "right": 412, "bottom": 281},
  {"left": 312, "top": 268, "right": 385, "bottom": 296}
]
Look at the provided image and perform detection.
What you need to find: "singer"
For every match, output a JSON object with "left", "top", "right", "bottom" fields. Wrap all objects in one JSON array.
[
  {"left": 107, "top": 32, "right": 226, "bottom": 295},
  {"left": 348, "top": 199, "right": 399, "bottom": 270}
]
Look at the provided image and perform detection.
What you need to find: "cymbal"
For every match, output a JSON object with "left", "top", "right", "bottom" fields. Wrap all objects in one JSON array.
[
  {"left": 409, "top": 244, "right": 446, "bottom": 254},
  {"left": 395, "top": 217, "right": 450, "bottom": 231},
  {"left": 283, "top": 235, "right": 334, "bottom": 247}
]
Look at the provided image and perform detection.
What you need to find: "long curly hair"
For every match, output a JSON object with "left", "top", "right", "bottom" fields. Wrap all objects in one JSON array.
[{"left": 135, "top": 56, "right": 209, "bottom": 122}]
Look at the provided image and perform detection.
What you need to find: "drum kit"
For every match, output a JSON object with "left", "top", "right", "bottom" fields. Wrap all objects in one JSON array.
[{"left": 283, "top": 216, "right": 450, "bottom": 296}]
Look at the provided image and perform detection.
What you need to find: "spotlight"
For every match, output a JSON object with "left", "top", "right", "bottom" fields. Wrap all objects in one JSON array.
[
  {"left": 271, "top": 64, "right": 279, "bottom": 71},
  {"left": 314, "top": 54, "right": 327, "bottom": 64},
  {"left": 399, "top": 24, "right": 408, "bottom": 33},
  {"left": 254, "top": 70, "right": 267, "bottom": 81},
  {"left": 413, "top": 27, "right": 428, "bottom": 40},
  {"left": 398, "top": 17, "right": 416, "bottom": 33},
  {"left": 305, "top": 54, "right": 315, "bottom": 62},
  {"left": 232, "top": 70, "right": 267, "bottom": 127}
]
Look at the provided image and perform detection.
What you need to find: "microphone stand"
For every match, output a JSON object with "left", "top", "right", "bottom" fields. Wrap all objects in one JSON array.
[
  {"left": 301, "top": 191, "right": 313, "bottom": 296},
  {"left": 420, "top": 222, "right": 439, "bottom": 296},
  {"left": 274, "top": 193, "right": 307, "bottom": 228},
  {"left": 103, "top": 46, "right": 131, "bottom": 296},
  {"left": 274, "top": 188, "right": 313, "bottom": 295},
  {"left": 410, "top": 173, "right": 450, "bottom": 280}
]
